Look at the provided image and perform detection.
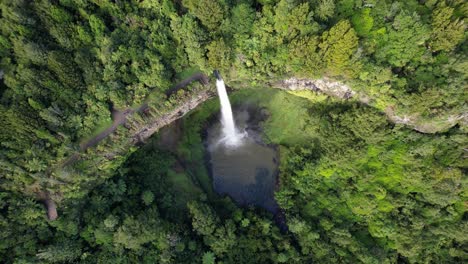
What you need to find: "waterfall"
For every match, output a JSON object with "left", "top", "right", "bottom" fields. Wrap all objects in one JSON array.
[{"left": 215, "top": 72, "right": 244, "bottom": 147}]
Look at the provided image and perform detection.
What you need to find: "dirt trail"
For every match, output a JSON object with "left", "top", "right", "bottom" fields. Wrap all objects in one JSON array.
[
  {"left": 79, "top": 108, "right": 134, "bottom": 150},
  {"left": 40, "top": 73, "right": 210, "bottom": 220},
  {"left": 165, "top": 73, "right": 209, "bottom": 96},
  {"left": 78, "top": 73, "right": 209, "bottom": 154},
  {"left": 36, "top": 191, "right": 57, "bottom": 220}
]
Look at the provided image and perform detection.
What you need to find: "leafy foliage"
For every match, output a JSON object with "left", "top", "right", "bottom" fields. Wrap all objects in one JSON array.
[{"left": 0, "top": 0, "right": 466, "bottom": 263}]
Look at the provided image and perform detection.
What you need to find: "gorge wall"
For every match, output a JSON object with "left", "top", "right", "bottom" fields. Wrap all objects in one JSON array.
[{"left": 275, "top": 78, "right": 467, "bottom": 134}]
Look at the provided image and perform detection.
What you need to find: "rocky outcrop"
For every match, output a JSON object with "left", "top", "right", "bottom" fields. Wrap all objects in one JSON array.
[
  {"left": 384, "top": 107, "right": 467, "bottom": 133},
  {"left": 276, "top": 77, "right": 466, "bottom": 133},
  {"left": 277, "top": 78, "right": 355, "bottom": 99},
  {"left": 132, "top": 89, "right": 215, "bottom": 143}
]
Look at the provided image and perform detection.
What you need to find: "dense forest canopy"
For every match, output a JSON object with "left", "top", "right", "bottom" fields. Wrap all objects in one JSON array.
[{"left": 0, "top": 0, "right": 466, "bottom": 263}]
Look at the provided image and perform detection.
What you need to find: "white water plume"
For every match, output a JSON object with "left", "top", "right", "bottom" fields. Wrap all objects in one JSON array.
[{"left": 215, "top": 78, "right": 244, "bottom": 147}]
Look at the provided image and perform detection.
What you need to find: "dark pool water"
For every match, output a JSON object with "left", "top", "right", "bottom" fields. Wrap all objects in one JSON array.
[{"left": 206, "top": 107, "right": 279, "bottom": 213}]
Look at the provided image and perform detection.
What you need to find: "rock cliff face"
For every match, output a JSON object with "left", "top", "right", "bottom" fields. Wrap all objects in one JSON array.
[
  {"left": 130, "top": 77, "right": 464, "bottom": 146},
  {"left": 118, "top": 77, "right": 466, "bottom": 150},
  {"left": 132, "top": 89, "right": 215, "bottom": 143},
  {"left": 275, "top": 78, "right": 466, "bottom": 133},
  {"left": 277, "top": 78, "right": 356, "bottom": 99}
]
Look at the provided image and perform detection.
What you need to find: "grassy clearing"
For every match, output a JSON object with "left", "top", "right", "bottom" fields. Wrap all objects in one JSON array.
[{"left": 229, "top": 88, "right": 324, "bottom": 146}]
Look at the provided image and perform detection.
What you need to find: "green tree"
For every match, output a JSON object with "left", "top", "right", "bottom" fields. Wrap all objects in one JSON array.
[
  {"left": 182, "top": 0, "right": 226, "bottom": 31},
  {"left": 288, "top": 36, "right": 323, "bottom": 76},
  {"left": 36, "top": 240, "right": 82, "bottom": 263},
  {"left": 187, "top": 201, "right": 219, "bottom": 236},
  {"left": 314, "top": 0, "right": 336, "bottom": 21},
  {"left": 88, "top": 14, "right": 107, "bottom": 41},
  {"left": 113, "top": 214, "right": 165, "bottom": 251},
  {"left": 319, "top": 20, "right": 360, "bottom": 76},
  {"left": 207, "top": 38, "right": 231, "bottom": 71},
  {"left": 209, "top": 221, "right": 237, "bottom": 255},
  {"left": 171, "top": 15, "right": 207, "bottom": 69},
  {"left": 274, "top": 1, "right": 318, "bottom": 42},
  {"left": 229, "top": 3, "right": 255, "bottom": 36},
  {"left": 142, "top": 190, "right": 155, "bottom": 205},
  {"left": 374, "top": 11, "right": 430, "bottom": 67},
  {"left": 352, "top": 8, "right": 374, "bottom": 37},
  {"left": 202, "top": 251, "right": 215, "bottom": 264},
  {"left": 429, "top": 5, "right": 465, "bottom": 52}
]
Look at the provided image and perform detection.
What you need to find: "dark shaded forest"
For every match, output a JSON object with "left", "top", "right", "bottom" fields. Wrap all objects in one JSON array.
[{"left": 0, "top": 0, "right": 466, "bottom": 263}]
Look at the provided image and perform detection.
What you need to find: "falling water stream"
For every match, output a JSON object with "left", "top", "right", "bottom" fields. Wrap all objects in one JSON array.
[
  {"left": 208, "top": 72, "right": 279, "bottom": 213},
  {"left": 215, "top": 73, "right": 244, "bottom": 147}
]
